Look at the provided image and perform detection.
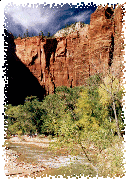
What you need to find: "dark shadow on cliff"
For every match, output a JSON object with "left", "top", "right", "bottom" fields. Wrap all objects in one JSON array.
[
  {"left": 43, "top": 39, "right": 58, "bottom": 70},
  {"left": 4, "top": 29, "right": 46, "bottom": 106}
]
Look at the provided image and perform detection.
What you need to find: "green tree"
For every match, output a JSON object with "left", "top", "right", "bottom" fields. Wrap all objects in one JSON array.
[
  {"left": 85, "top": 73, "right": 125, "bottom": 138},
  {"left": 5, "top": 104, "right": 23, "bottom": 135},
  {"left": 40, "top": 93, "right": 66, "bottom": 135},
  {"left": 5, "top": 103, "right": 36, "bottom": 135},
  {"left": 40, "top": 31, "right": 44, "bottom": 39},
  {"left": 47, "top": 32, "right": 50, "bottom": 38},
  {"left": 40, "top": 86, "right": 82, "bottom": 136},
  {"left": 5, "top": 96, "right": 44, "bottom": 135},
  {"left": 14, "top": 36, "right": 17, "bottom": 39},
  {"left": 74, "top": 87, "right": 111, "bottom": 156},
  {"left": 98, "top": 75, "right": 124, "bottom": 138},
  {"left": 26, "top": 29, "right": 29, "bottom": 37},
  {"left": 23, "top": 33, "right": 26, "bottom": 38}
]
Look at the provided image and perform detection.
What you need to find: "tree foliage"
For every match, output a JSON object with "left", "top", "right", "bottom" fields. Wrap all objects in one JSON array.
[
  {"left": 98, "top": 75, "right": 125, "bottom": 138},
  {"left": 47, "top": 32, "right": 50, "bottom": 38},
  {"left": 5, "top": 86, "right": 82, "bottom": 136},
  {"left": 5, "top": 74, "right": 124, "bottom": 139}
]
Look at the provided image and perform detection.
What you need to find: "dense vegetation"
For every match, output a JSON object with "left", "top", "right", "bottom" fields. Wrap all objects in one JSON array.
[
  {"left": 14, "top": 29, "right": 52, "bottom": 39},
  {"left": 5, "top": 74, "right": 125, "bottom": 177},
  {"left": 5, "top": 85, "right": 82, "bottom": 136}
]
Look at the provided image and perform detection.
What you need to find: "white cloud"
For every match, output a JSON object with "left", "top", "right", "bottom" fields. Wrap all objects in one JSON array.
[
  {"left": 4, "top": 4, "right": 56, "bottom": 30},
  {"left": 63, "top": 10, "right": 92, "bottom": 25},
  {"left": 73, "top": 10, "right": 91, "bottom": 22},
  {"left": 4, "top": 3, "right": 94, "bottom": 36}
]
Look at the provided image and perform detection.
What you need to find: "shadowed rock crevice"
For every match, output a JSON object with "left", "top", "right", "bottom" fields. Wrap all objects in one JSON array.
[
  {"left": 28, "top": 53, "right": 38, "bottom": 66},
  {"left": 43, "top": 39, "right": 58, "bottom": 70},
  {"left": 4, "top": 29, "right": 46, "bottom": 106},
  {"left": 108, "top": 34, "right": 114, "bottom": 66},
  {"left": 105, "top": 7, "right": 114, "bottom": 19}
]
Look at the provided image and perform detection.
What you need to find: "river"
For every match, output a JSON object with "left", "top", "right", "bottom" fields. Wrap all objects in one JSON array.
[{"left": 9, "top": 142, "right": 97, "bottom": 178}]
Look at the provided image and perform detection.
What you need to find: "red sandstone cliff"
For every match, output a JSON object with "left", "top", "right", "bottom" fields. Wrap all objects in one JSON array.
[{"left": 14, "top": 4, "right": 125, "bottom": 94}]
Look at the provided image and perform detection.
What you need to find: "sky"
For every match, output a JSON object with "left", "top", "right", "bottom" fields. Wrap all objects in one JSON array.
[{"left": 4, "top": 2, "right": 97, "bottom": 37}]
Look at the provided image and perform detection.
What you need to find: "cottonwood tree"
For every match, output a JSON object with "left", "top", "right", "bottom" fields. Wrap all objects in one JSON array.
[
  {"left": 98, "top": 74, "right": 124, "bottom": 139},
  {"left": 86, "top": 58, "right": 124, "bottom": 139}
]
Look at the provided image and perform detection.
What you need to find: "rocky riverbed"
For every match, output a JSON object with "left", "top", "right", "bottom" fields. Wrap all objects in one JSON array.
[
  {"left": 4, "top": 136, "right": 75, "bottom": 177},
  {"left": 8, "top": 135, "right": 52, "bottom": 147},
  {"left": 4, "top": 136, "right": 55, "bottom": 177},
  {"left": 4, "top": 148, "right": 48, "bottom": 177},
  {"left": 4, "top": 136, "right": 97, "bottom": 178},
  {"left": 4, "top": 136, "right": 125, "bottom": 178}
]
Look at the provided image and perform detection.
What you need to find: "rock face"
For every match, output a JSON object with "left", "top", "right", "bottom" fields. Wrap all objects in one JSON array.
[
  {"left": 14, "top": 5, "right": 125, "bottom": 95},
  {"left": 89, "top": 5, "right": 125, "bottom": 78},
  {"left": 54, "top": 21, "right": 85, "bottom": 38}
]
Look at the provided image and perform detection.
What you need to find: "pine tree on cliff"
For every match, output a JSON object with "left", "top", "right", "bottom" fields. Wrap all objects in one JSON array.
[
  {"left": 23, "top": 33, "right": 26, "bottom": 38},
  {"left": 26, "top": 29, "right": 29, "bottom": 37},
  {"left": 47, "top": 32, "right": 50, "bottom": 38},
  {"left": 40, "top": 31, "right": 44, "bottom": 39}
]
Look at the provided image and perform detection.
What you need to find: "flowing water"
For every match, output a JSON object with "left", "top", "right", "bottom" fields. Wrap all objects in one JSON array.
[{"left": 9, "top": 142, "right": 97, "bottom": 178}]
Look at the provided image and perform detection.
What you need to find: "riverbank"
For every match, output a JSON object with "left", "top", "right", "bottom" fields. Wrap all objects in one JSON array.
[
  {"left": 4, "top": 136, "right": 93, "bottom": 178},
  {"left": 4, "top": 136, "right": 54, "bottom": 177},
  {"left": 4, "top": 135, "right": 125, "bottom": 178},
  {"left": 8, "top": 135, "right": 54, "bottom": 147},
  {"left": 4, "top": 148, "right": 49, "bottom": 178}
]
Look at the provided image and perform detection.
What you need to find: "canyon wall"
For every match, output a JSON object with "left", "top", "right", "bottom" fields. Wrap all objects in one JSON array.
[{"left": 14, "top": 4, "right": 125, "bottom": 95}]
